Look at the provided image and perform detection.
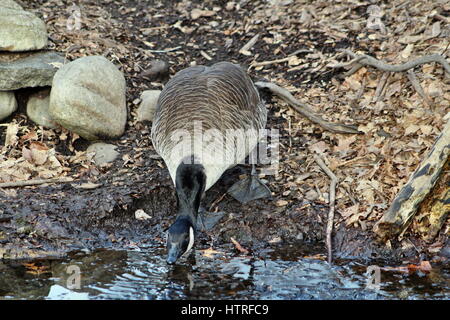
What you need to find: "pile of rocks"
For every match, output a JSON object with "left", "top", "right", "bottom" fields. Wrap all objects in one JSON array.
[{"left": 0, "top": 0, "right": 127, "bottom": 144}]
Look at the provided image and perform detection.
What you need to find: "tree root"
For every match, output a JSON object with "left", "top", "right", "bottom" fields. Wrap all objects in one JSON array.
[
  {"left": 338, "top": 49, "right": 450, "bottom": 74},
  {"left": 254, "top": 81, "right": 361, "bottom": 134}
]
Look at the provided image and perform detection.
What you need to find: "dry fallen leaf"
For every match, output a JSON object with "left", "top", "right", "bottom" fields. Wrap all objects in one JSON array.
[
  {"left": 23, "top": 262, "right": 51, "bottom": 275},
  {"left": 4, "top": 122, "right": 19, "bottom": 149},
  {"left": 200, "top": 247, "right": 223, "bottom": 258},
  {"left": 74, "top": 182, "right": 102, "bottom": 190},
  {"left": 30, "top": 141, "right": 49, "bottom": 165},
  {"left": 190, "top": 8, "right": 215, "bottom": 20},
  {"left": 381, "top": 261, "right": 432, "bottom": 274},
  {"left": 230, "top": 237, "right": 249, "bottom": 254}
]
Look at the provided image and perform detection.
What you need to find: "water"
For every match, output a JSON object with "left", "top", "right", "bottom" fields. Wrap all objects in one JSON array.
[{"left": 0, "top": 243, "right": 448, "bottom": 300}]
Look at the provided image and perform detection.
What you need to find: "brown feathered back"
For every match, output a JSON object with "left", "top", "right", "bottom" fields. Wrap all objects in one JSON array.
[{"left": 151, "top": 62, "right": 267, "bottom": 190}]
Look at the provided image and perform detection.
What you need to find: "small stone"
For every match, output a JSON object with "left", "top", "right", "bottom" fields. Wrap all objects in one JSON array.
[
  {"left": 86, "top": 142, "right": 120, "bottom": 166},
  {"left": 135, "top": 209, "right": 151, "bottom": 220},
  {"left": 226, "top": 2, "right": 235, "bottom": 10},
  {"left": 136, "top": 90, "right": 161, "bottom": 122},
  {"left": 268, "top": 236, "right": 282, "bottom": 243},
  {"left": 26, "top": 88, "right": 58, "bottom": 128},
  {"left": 304, "top": 189, "right": 318, "bottom": 201},
  {"left": 0, "top": 91, "right": 17, "bottom": 121},
  {"left": 141, "top": 60, "right": 169, "bottom": 81},
  {"left": 275, "top": 199, "right": 289, "bottom": 207}
]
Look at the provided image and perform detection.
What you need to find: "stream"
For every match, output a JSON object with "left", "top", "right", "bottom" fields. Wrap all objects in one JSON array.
[{"left": 0, "top": 242, "right": 448, "bottom": 300}]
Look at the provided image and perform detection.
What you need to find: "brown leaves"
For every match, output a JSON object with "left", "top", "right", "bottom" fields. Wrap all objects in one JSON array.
[
  {"left": 200, "top": 247, "right": 223, "bottom": 259},
  {"left": 23, "top": 142, "right": 49, "bottom": 165},
  {"left": 23, "top": 262, "right": 51, "bottom": 275},
  {"left": 0, "top": 124, "right": 83, "bottom": 184},
  {"left": 2, "top": 122, "right": 19, "bottom": 150}
]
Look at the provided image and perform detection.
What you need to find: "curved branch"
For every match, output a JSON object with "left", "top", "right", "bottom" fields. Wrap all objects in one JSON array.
[{"left": 255, "top": 81, "right": 362, "bottom": 134}]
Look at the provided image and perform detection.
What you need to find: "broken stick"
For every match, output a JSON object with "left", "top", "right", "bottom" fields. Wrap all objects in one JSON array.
[
  {"left": 0, "top": 177, "right": 73, "bottom": 188},
  {"left": 374, "top": 117, "right": 450, "bottom": 239},
  {"left": 406, "top": 69, "right": 434, "bottom": 108},
  {"left": 314, "top": 154, "right": 338, "bottom": 264},
  {"left": 239, "top": 34, "right": 259, "bottom": 55},
  {"left": 255, "top": 81, "right": 361, "bottom": 134}
]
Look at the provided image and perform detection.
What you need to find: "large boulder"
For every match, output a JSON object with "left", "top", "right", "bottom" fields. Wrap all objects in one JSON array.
[
  {"left": 0, "top": 1, "right": 48, "bottom": 52},
  {"left": 49, "top": 56, "right": 127, "bottom": 141},
  {"left": 0, "top": 91, "right": 17, "bottom": 121},
  {"left": 0, "top": 51, "right": 64, "bottom": 90}
]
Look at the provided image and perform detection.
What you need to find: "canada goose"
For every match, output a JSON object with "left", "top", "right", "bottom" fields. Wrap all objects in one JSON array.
[{"left": 151, "top": 62, "right": 270, "bottom": 264}]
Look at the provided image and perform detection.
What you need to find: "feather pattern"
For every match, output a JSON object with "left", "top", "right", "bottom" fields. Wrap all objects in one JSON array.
[{"left": 151, "top": 62, "right": 267, "bottom": 190}]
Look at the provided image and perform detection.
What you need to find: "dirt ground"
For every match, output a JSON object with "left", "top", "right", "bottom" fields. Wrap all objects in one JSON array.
[{"left": 0, "top": 0, "right": 449, "bottom": 262}]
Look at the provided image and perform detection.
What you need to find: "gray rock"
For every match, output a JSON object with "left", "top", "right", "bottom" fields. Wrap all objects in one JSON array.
[
  {"left": 0, "top": 51, "right": 64, "bottom": 90},
  {"left": 141, "top": 60, "right": 169, "bottom": 81},
  {"left": 49, "top": 56, "right": 127, "bottom": 141},
  {"left": 26, "top": 88, "right": 58, "bottom": 128},
  {"left": 0, "top": 4, "right": 48, "bottom": 52},
  {"left": 0, "top": 90, "right": 17, "bottom": 121},
  {"left": 136, "top": 90, "right": 160, "bottom": 122},
  {"left": 86, "top": 142, "right": 119, "bottom": 166},
  {"left": 304, "top": 189, "right": 318, "bottom": 201}
]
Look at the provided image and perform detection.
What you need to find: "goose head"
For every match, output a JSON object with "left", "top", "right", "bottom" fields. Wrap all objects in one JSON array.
[
  {"left": 166, "top": 161, "right": 206, "bottom": 264},
  {"left": 166, "top": 216, "right": 195, "bottom": 264}
]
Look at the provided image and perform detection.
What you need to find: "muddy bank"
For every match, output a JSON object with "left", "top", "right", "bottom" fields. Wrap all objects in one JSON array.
[{"left": 0, "top": 135, "right": 411, "bottom": 262}]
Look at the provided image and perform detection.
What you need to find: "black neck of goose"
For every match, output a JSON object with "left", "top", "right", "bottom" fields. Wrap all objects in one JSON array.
[{"left": 175, "top": 161, "right": 206, "bottom": 226}]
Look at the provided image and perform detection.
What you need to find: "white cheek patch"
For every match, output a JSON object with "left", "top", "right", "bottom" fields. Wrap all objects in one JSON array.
[{"left": 182, "top": 226, "right": 195, "bottom": 257}]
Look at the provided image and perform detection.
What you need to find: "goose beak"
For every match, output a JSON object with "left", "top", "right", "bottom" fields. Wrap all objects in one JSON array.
[{"left": 166, "top": 244, "right": 182, "bottom": 265}]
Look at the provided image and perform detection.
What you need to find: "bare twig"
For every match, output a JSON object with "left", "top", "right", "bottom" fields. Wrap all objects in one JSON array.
[
  {"left": 250, "top": 56, "right": 291, "bottom": 68},
  {"left": 147, "top": 46, "right": 182, "bottom": 53},
  {"left": 350, "top": 76, "right": 366, "bottom": 111},
  {"left": 314, "top": 154, "right": 338, "bottom": 264},
  {"left": 209, "top": 192, "right": 227, "bottom": 211},
  {"left": 254, "top": 81, "right": 362, "bottom": 134},
  {"left": 338, "top": 49, "right": 450, "bottom": 74},
  {"left": 373, "top": 72, "right": 391, "bottom": 102},
  {"left": 200, "top": 50, "right": 213, "bottom": 61},
  {"left": 0, "top": 177, "right": 73, "bottom": 188},
  {"left": 239, "top": 34, "right": 259, "bottom": 55},
  {"left": 406, "top": 69, "right": 434, "bottom": 108}
]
